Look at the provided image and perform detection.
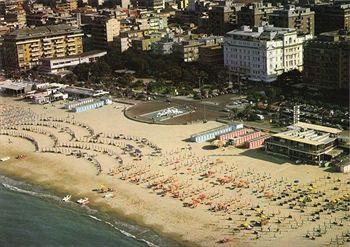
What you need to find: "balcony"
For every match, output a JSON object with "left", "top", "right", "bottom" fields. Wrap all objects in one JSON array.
[
  {"left": 30, "top": 51, "right": 41, "bottom": 57},
  {"left": 54, "top": 40, "right": 64, "bottom": 44},
  {"left": 55, "top": 48, "right": 65, "bottom": 53},
  {"left": 31, "top": 47, "right": 40, "bottom": 52}
]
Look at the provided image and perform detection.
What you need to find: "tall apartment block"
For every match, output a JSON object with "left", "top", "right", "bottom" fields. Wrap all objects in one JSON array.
[
  {"left": 237, "top": 2, "right": 276, "bottom": 27},
  {"left": 91, "top": 17, "right": 120, "bottom": 50},
  {"left": 3, "top": 24, "right": 83, "bottom": 70},
  {"left": 313, "top": 3, "right": 350, "bottom": 34},
  {"left": 208, "top": 3, "right": 243, "bottom": 35},
  {"left": 270, "top": 5, "right": 315, "bottom": 35},
  {"left": 304, "top": 30, "right": 350, "bottom": 89}
]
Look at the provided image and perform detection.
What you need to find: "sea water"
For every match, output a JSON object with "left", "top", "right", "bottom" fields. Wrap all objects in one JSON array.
[{"left": 0, "top": 175, "right": 180, "bottom": 247}]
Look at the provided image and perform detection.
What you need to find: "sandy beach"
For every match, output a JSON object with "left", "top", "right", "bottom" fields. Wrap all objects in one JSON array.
[{"left": 0, "top": 96, "right": 349, "bottom": 247}]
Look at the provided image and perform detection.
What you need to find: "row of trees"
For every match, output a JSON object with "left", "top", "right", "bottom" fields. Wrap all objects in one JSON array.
[{"left": 69, "top": 49, "right": 229, "bottom": 95}]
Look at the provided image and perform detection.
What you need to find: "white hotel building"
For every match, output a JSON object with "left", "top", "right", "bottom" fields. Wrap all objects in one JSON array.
[{"left": 224, "top": 25, "right": 312, "bottom": 82}]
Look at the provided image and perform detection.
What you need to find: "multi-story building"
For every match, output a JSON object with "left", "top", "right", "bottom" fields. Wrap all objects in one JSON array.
[
  {"left": 237, "top": 2, "right": 276, "bottom": 27},
  {"left": 173, "top": 40, "right": 201, "bottom": 62},
  {"left": 224, "top": 25, "right": 312, "bottom": 82},
  {"left": 270, "top": 5, "right": 315, "bottom": 36},
  {"left": 135, "top": 0, "right": 165, "bottom": 10},
  {"left": 265, "top": 122, "right": 342, "bottom": 165},
  {"left": 132, "top": 35, "right": 161, "bottom": 51},
  {"left": 313, "top": 3, "right": 350, "bottom": 34},
  {"left": 53, "top": 0, "right": 78, "bottom": 11},
  {"left": 198, "top": 44, "right": 223, "bottom": 66},
  {"left": 151, "top": 39, "right": 174, "bottom": 54},
  {"left": 0, "top": 0, "right": 26, "bottom": 28},
  {"left": 208, "top": 4, "right": 243, "bottom": 35},
  {"left": 3, "top": 24, "right": 83, "bottom": 70},
  {"left": 303, "top": 30, "right": 350, "bottom": 89},
  {"left": 114, "top": 36, "right": 130, "bottom": 53},
  {"left": 134, "top": 15, "right": 168, "bottom": 31},
  {"left": 177, "top": 0, "right": 188, "bottom": 10},
  {"left": 174, "top": 35, "right": 223, "bottom": 62},
  {"left": 91, "top": 17, "right": 120, "bottom": 50}
]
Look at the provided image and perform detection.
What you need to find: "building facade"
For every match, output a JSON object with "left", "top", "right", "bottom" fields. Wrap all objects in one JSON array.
[
  {"left": 0, "top": 0, "right": 26, "bottom": 28},
  {"left": 269, "top": 5, "right": 315, "bottom": 36},
  {"left": 313, "top": 3, "right": 350, "bottom": 34},
  {"left": 224, "top": 25, "right": 311, "bottom": 82},
  {"left": 38, "top": 50, "right": 107, "bottom": 74},
  {"left": 3, "top": 24, "right": 83, "bottom": 70},
  {"left": 91, "top": 17, "right": 120, "bottom": 50},
  {"left": 237, "top": 2, "right": 276, "bottom": 27},
  {"left": 303, "top": 30, "right": 350, "bottom": 89},
  {"left": 198, "top": 44, "right": 223, "bottom": 66},
  {"left": 136, "top": 0, "right": 165, "bottom": 10},
  {"left": 208, "top": 4, "right": 242, "bottom": 35}
]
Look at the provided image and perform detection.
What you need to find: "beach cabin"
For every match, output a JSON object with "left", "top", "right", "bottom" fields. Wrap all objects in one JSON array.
[{"left": 190, "top": 123, "right": 243, "bottom": 143}]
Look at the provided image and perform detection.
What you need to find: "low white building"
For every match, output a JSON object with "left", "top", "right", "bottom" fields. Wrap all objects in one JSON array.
[
  {"left": 224, "top": 25, "right": 312, "bottom": 82},
  {"left": 38, "top": 50, "right": 107, "bottom": 74}
]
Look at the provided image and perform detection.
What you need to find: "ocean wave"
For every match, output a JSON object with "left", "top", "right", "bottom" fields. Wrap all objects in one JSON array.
[
  {"left": 1, "top": 182, "right": 61, "bottom": 201},
  {"left": 1, "top": 176, "right": 163, "bottom": 247},
  {"left": 88, "top": 215, "right": 159, "bottom": 247}
]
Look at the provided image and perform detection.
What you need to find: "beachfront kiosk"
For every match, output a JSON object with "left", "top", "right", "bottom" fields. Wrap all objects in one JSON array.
[{"left": 265, "top": 122, "right": 342, "bottom": 165}]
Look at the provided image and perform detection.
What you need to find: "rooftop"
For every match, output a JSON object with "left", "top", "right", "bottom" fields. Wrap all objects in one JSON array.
[
  {"left": 294, "top": 122, "right": 342, "bottom": 135},
  {"left": 226, "top": 25, "right": 296, "bottom": 41},
  {"left": 0, "top": 81, "right": 33, "bottom": 91},
  {"left": 41, "top": 50, "right": 107, "bottom": 62},
  {"left": 4, "top": 24, "right": 83, "bottom": 41},
  {"left": 272, "top": 122, "right": 341, "bottom": 146},
  {"left": 64, "top": 86, "right": 109, "bottom": 97}
]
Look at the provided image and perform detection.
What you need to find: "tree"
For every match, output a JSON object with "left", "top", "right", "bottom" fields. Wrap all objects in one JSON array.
[
  {"left": 73, "top": 63, "right": 90, "bottom": 81},
  {"left": 90, "top": 60, "right": 112, "bottom": 78}
]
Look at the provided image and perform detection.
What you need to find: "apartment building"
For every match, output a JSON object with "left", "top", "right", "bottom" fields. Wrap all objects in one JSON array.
[
  {"left": 208, "top": 4, "right": 243, "bottom": 35},
  {"left": 237, "top": 2, "right": 276, "bottom": 27},
  {"left": 224, "top": 25, "right": 312, "bottom": 82},
  {"left": 174, "top": 35, "right": 223, "bottom": 62},
  {"left": 313, "top": 3, "right": 350, "bottom": 34},
  {"left": 135, "top": 0, "right": 165, "bottom": 10},
  {"left": 132, "top": 34, "right": 161, "bottom": 51},
  {"left": 151, "top": 39, "right": 174, "bottom": 54},
  {"left": 91, "top": 17, "right": 120, "bottom": 50},
  {"left": 53, "top": 0, "right": 78, "bottom": 11},
  {"left": 3, "top": 24, "right": 83, "bottom": 70},
  {"left": 270, "top": 5, "right": 315, "bottom": 35},
  {"left": 0, "top": 0, "right": 26, "bottom": 28},
  {"left": 134, "top": 15, "right": 168, "bottom": 31},
  {"left": 173, "top": 40, "right": 201, "bottom": 62},
  {"left": 198, "top": 44, "right": 223, "bottom": 66},
  {"left": 114, "top": 36, "right": 130, "bottom": 53},
  {"left": 303, "top": 30, "right": 350, "bottom": 89}
]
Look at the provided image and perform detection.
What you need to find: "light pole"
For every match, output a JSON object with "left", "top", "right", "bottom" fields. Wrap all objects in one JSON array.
[{"left": 198, "top": 76, "right": 207, "bottom": 123}]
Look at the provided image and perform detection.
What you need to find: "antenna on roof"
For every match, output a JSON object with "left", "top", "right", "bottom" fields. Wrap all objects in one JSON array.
[{"left": 293, "top": 105, "right": 300, "bottom": 125}]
